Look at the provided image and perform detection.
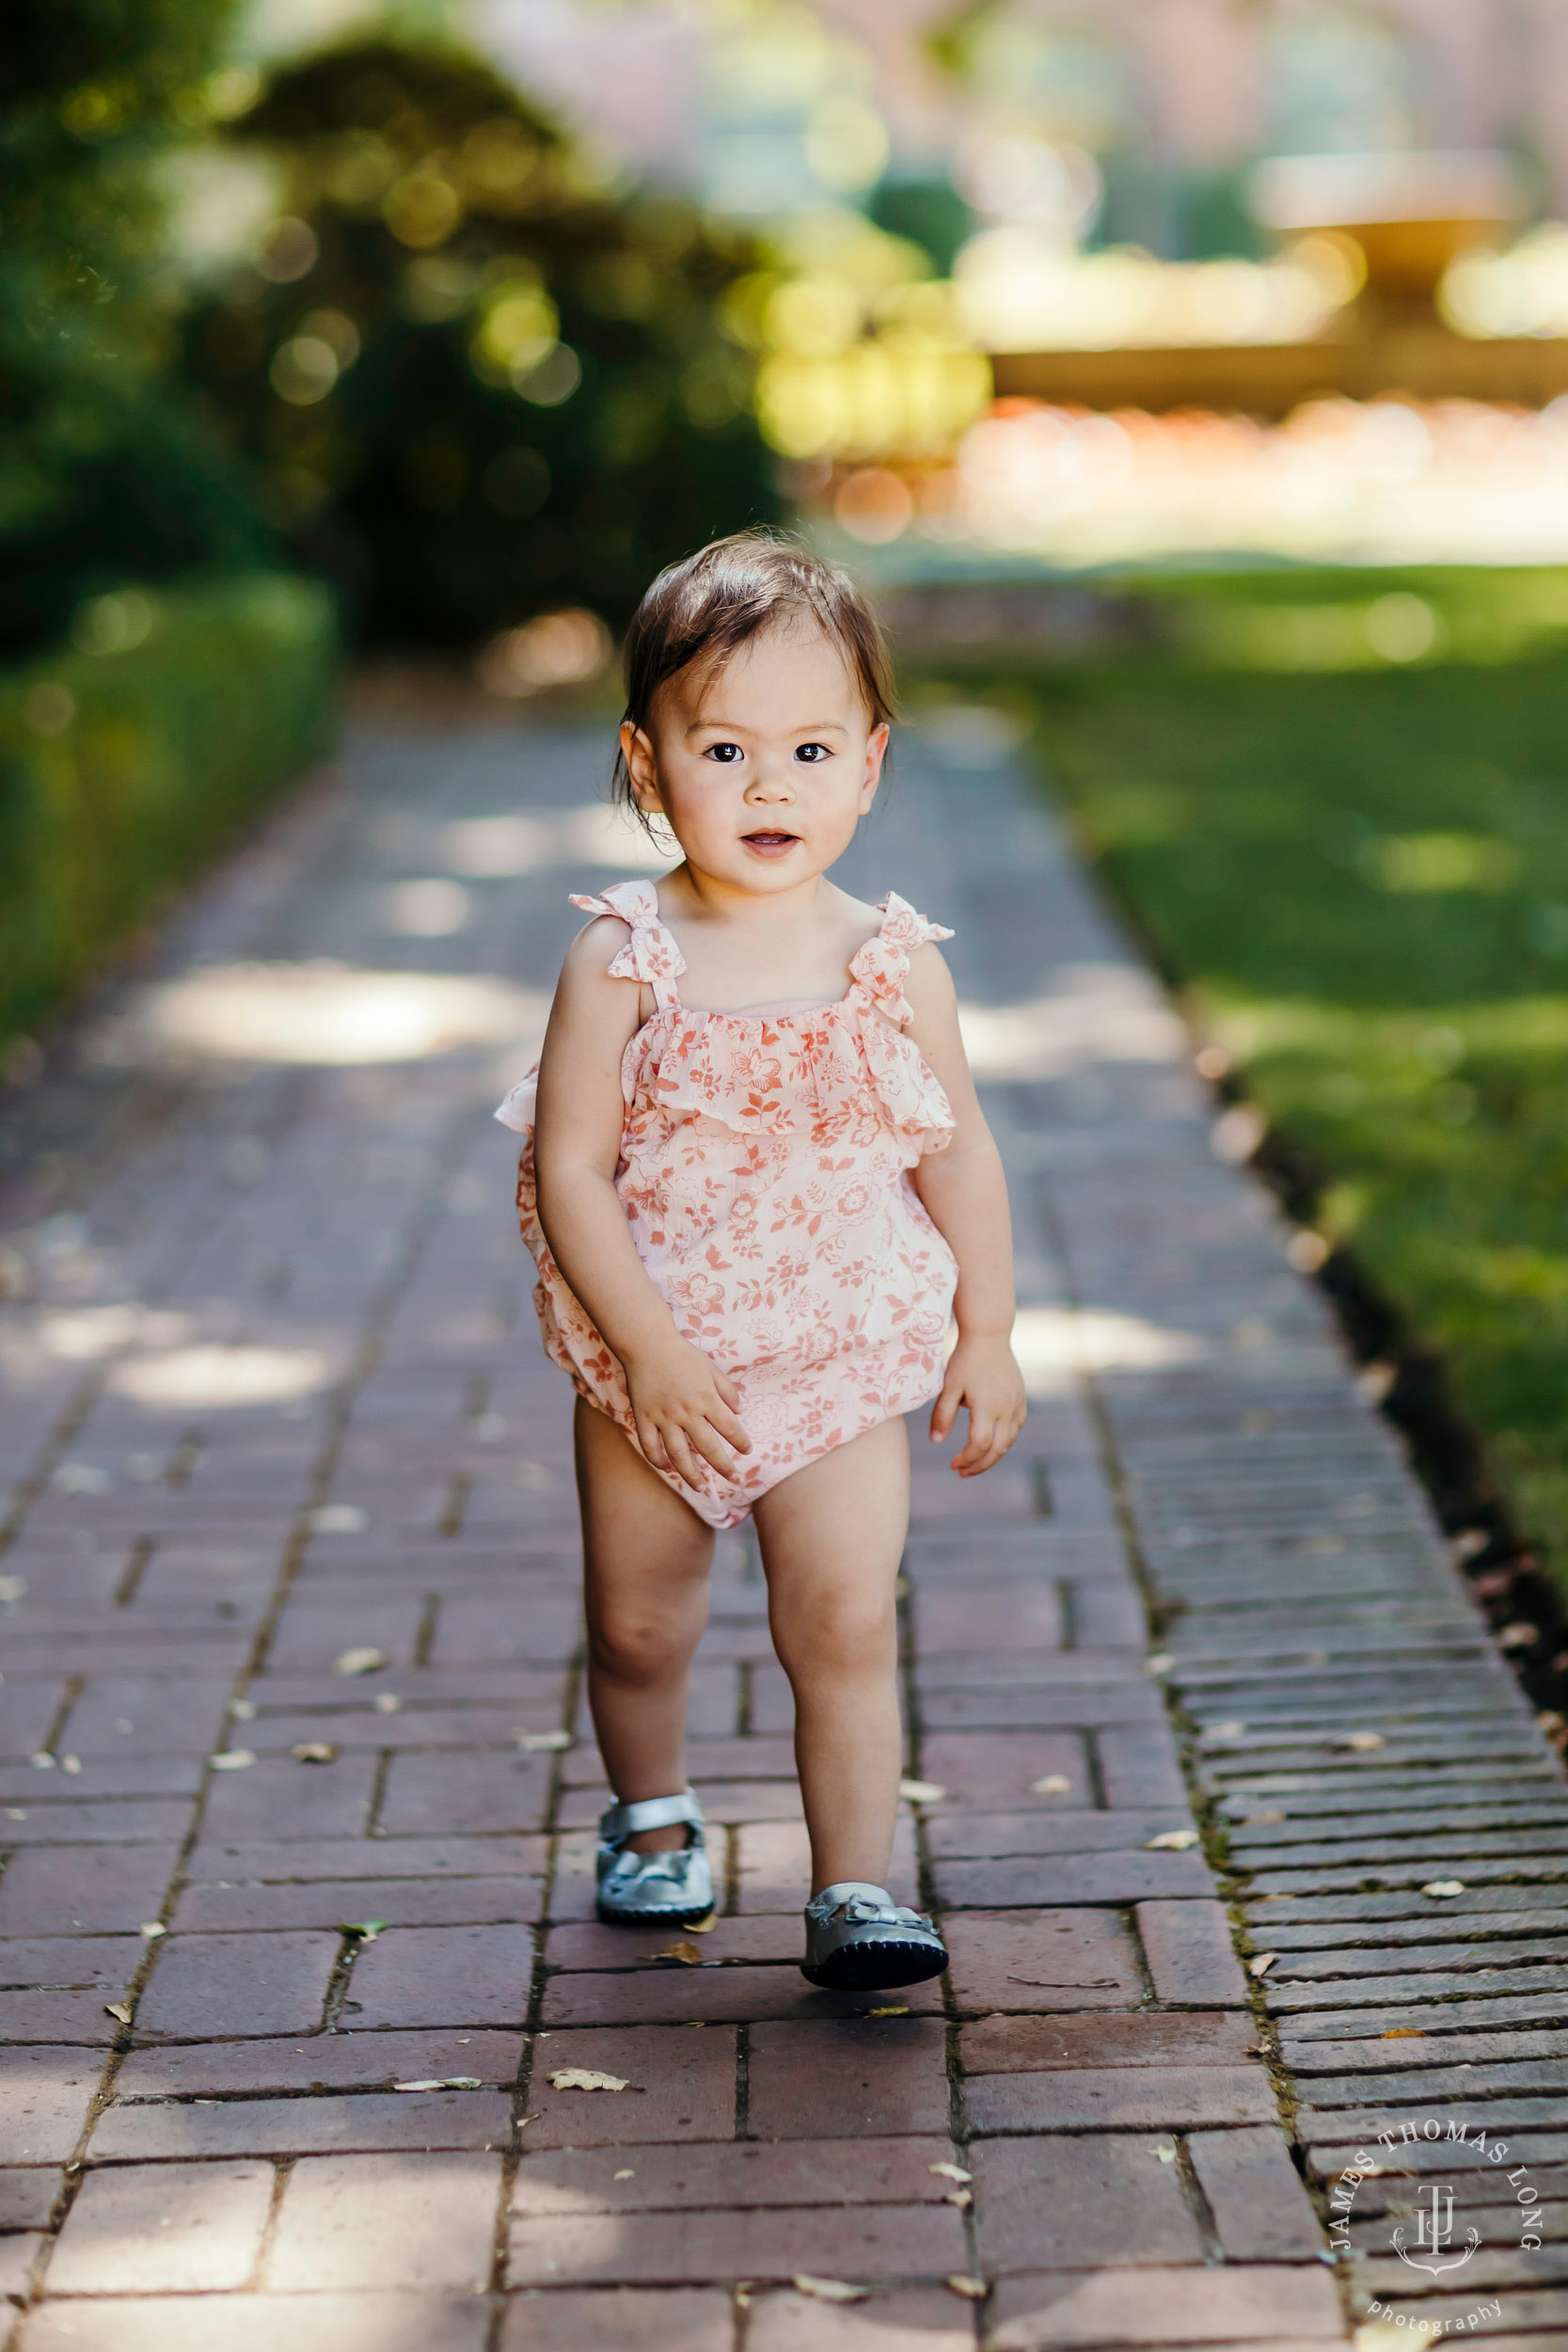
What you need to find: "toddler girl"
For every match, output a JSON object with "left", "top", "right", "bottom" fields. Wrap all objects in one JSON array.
[{"left": 497, "top": 532, "right": 1025, "bottom": 1989}]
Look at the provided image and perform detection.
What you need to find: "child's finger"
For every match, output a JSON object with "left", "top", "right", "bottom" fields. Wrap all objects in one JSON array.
[
  {"left": 636, "top": 1417, "right": 672, "bottom": 1472},
  {"left": 715, "top": 1370, "right": 744, "bottom": 1414},
  {"left": 687, "top": 1418, "right": 736, "bottom": 1480},
  {"left": 928, "top": 1380, "right": 960, "bottom": 1443},
  {"left": 952, "top": 1407, "right": 996, "bottom": 1473},
  {"left": 661, "top": 1424, "right": 710, "bottom": 1493},
  {"left": 709, "top": 1399, "right": 752, "bottom": 1454}
]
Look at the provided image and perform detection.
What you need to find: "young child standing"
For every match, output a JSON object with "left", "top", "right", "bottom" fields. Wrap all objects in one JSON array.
[{"left": 497, "top": 532, "right": 1025, "bottom": 1989}]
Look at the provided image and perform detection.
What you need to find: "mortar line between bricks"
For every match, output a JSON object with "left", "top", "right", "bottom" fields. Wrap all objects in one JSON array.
[
  {"left": 1171, "top": 2130, "right": 1223, "bottom": 2263},
  {"left": 250, "top": 2153, "right": 293, "bottom": 2290}
]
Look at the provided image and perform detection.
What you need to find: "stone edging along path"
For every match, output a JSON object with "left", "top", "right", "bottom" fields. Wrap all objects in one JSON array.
[{"left": 0, "top": 703, "right": 1561, "bottom": 2348}]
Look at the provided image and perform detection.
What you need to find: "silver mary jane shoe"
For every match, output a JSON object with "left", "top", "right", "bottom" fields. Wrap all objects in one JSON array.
[
  {"left": 800, "top": 1882, "right": 949, "bottom": 1991},
  {"left": 595, "top": 1788, "right": 714, "bottom": 1926}
]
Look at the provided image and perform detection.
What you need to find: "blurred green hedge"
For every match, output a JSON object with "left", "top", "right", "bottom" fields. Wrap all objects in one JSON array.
[
  {"left": 0, "top": 569, "right": 336, "bottom": 1047},
  {"left": 184, "top": 40, "right": 779, "bottom": 646},
  {"left": 0, "top": 0, "right": 277, "bottom": 656}
]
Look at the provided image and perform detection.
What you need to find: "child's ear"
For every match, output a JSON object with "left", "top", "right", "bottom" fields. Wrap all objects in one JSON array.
[
  {"left": 621, "top": 722, "right": 662, "bottom": 811},
  {"left": 860, "top": 721, "right": 890, "bottom": 811}
]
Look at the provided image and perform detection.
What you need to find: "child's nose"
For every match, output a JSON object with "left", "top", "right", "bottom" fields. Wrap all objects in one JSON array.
[{"left": 746, "top": 765, "right": 795, "bottom": 801}]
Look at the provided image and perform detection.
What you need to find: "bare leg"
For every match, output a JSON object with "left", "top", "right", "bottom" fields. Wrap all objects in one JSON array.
[
  {"left": 752, "top": 1415, "right": 910, "bottom": 1895},
  {"left": 575, "top": 1398, "right": 714, "bottom": 1853}
]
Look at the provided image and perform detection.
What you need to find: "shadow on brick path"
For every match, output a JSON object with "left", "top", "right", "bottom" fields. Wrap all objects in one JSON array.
[{"left": 0, "top": 698, "right": 1560, "bottom": 2348}]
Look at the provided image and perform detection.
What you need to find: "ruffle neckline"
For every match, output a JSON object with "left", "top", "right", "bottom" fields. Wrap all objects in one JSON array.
[
  {"left": 566, "top": 880, "right": 951, "bottom": 1027},
  {"left": 496, "top": 881, "right": 956, "bottom": 1153}
]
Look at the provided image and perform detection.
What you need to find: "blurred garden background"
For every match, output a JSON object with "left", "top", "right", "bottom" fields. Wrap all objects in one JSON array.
[{"left": 6, "top": 0, "right": 1568, "bottom": 1645}]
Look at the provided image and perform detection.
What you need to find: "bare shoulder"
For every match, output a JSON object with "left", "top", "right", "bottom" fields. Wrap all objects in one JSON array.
[
  {"left": 546, "top": 914, "right": 644, "bottom": 1057},
  {"left": 826, "top": 883, "right": 884, "bottom": 948},
  {"left": 559, "top": 913, "right": 640, "bottom": 992},
  {"left": 902, "top": 936, "right": 958, "bottom": 1013}
]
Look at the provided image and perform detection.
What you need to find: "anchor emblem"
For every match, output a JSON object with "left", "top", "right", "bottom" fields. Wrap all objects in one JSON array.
[{"left": 1392, "top": 2185, "right": 1481, "bottom": 2277}]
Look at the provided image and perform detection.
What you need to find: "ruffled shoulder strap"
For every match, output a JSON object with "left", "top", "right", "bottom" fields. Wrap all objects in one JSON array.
[
  {"left": 569, "top": 880, "right": 685, "bottom": 1009},
  {"left": 847, "top": 891, "right": 954, "bottom": 1026}
]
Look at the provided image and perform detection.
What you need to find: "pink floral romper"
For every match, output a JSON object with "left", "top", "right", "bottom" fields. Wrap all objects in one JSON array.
[{"left": 496, "top": 881, "right": 959, "bottom": 1529}]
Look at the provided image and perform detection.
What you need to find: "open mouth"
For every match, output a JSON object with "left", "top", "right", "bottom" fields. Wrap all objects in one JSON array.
[{"left": 742, "top": 831, "right": 800, "bottom": 855}]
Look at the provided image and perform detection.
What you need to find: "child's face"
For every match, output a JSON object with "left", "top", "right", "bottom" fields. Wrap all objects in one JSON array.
[{"left": 622, "top": 622, "right": 888, "bottom": 893}]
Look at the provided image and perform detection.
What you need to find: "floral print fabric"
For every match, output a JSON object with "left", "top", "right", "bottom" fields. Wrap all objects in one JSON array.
[{"left": 497, "top": 882, "right": 958, "bottom": 1529}]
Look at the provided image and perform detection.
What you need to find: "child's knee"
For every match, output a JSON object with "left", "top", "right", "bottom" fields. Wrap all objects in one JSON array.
[
  {"left": 781, "top": 1590, "right": 896, "bottom": 1681},
  {"left": 589, "top": 1610, "right": 690, "bottom": 1686}
]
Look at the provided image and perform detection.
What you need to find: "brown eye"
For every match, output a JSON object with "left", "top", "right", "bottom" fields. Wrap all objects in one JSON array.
[
  {"left": 795, "top": 742, "right": 831, "bottom": 762},
  {"left": 705, "top": 741, "right": 743, "bottom": 764}
]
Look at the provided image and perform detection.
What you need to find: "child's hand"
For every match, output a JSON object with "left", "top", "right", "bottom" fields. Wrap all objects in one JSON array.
[
  {"left": 624, "top": 1337, "right": 752, "bottom": 1493},
  {"left": 929, "top": 1333, "right": 1027, "bottom": 1476}
]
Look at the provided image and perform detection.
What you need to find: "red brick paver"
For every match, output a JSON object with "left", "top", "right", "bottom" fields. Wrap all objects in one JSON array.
[{"left": 0, "top": 709, "right": 1356, "bottom": 2344}]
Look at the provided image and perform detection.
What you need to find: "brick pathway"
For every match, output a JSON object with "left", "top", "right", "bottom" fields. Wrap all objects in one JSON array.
[{"left": 0, "top": 698, "right": 1561, "bottom": 2348}]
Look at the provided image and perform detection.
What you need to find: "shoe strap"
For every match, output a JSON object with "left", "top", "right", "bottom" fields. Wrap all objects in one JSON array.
[
  {"left": 808, "top": 1881, "right": 925, "bottom": 1929},
  {"left": 600, "top": 1788, "right": 704, "bottom": 1843}
]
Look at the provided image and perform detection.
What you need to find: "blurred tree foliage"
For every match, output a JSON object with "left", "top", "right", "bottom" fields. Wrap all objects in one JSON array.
[
  {"left": 187, "top": 40, "right": 780, "bottom": 645},
  {"left": 0, "top": 0, "right": 273, "bottom": 655}
]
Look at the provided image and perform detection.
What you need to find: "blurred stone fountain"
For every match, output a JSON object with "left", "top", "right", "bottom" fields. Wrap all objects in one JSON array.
[{"left": 988, "top": 151, "right": 1568, "bottom": 416}]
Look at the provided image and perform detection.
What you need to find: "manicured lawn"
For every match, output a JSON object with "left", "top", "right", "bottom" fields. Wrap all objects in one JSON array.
[{"left": 914, "top": 568, "right": 1568, "bottom": 1588}]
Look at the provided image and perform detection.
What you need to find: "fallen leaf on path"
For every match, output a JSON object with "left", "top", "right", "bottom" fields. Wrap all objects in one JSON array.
[
  {"left": 311, "top": 1504, "right": 368, "bottom": 1534},
  {"left": 516, "top": 1729, "right": 571, "bottom": 1751},
  {"left": 1381, "top": 2028, "right": 1426, "bottom": 2040},
  {"left": 1146, "top": 1830, "right": 1198, "bottom": 1851},
  {"left": 792, "top": 2278, "right": 866, "bottom": 2304},
  {"left": 1146, "top": 1653, "right": 1172, "bottom": 1674},
  {"left": 687, "top": 1913, "right": 718, "bottom": 1933},
  {"left": 60, "top": 1755, "right": 81, "bottom": 1774},
  {"left": 340, "top": 1919, "right": 388, "bottom": 1940},
  {"left": 291, "top": 1742, "right": 338, "bottom": 1764},
  {"left": 139, "top": 1922, "right": 166, "bottom": 1940},
  {"left": 929, "top": 2162, "right": 972, "bottom": 2184},
  {"left": 613, "top": 2169, "right": 635, "bottom": 2181},
  {"left": 1210, "top": 1722, "right": 1245, "bottom": 1739},
  {"left": 946, "top": 2276, "right": 987, "bottom": 2300},
  {"left": 1155, "top": 2144, "right": 1177, "bottom": 2163},
  {"left": 1030, "top": 1775, "right": 1072, "bottom": 1795},
  {"left": 653, "top": 1940, "right": 704, "bottom": 1967},
  {"left": 373, "top": 1692, "right": 401, "bottom": 1713},
  {"left": 1338, "top": 1731, "right": 1386, "bottom": 1752},
  {"left": 391, "top": 2076, "right": 481, "bottom": 2092},
  {"left": 869, "top": 2005, "right": 909, "bottom": 2018},
  {"left": 104, "top": 2002, "right": 133, "bottom": 2025},
  {"left": 548, "top": 2068, "right": 635, "bottom": 2092},
  {"left": 1248, "top": 1952, "right": 1276, "bottom": 1978},
  {"left": 335, "top": 1646, "right": 388, "bottom": 1677},
  {"left": 898, "top": 1777, "right": 945, "bottom": 1804},
  {"left": 944, "top": 2187, "right": 973, "bottom": 2208},
  {"left": 1238, "top": 1810, "right": 1286, "bottom": 1824},
  {"left": 228, "top": 1699, "right": 257, "bottom": 1720},
  {"left": 209, "top": 1749, "right": 255, "bottom": 1771},
  {"left": 1422, "top": 1880, "right": 1465, "bottom": 1898}
]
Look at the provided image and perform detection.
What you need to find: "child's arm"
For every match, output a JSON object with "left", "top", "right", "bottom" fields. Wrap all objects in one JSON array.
[
  {"left": 903, "top": 946, "right": 1027, "bottom": 1476},
  {"left": 532, "top": 920, "right": 751, "bottom": 1493}
]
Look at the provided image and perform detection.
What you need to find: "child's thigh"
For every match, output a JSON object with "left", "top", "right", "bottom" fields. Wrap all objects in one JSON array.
[
  {"left": 753, "top": 1415, "right": 911, "bottom": 1606},
  {"left": 574, "top": 1398, "right": 715, "bottom": 1605}
]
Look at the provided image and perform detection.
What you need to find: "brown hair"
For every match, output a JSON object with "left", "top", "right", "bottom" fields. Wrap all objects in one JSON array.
[{"left": 611, "top": 531, "right": 897, "bottom": 828}]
